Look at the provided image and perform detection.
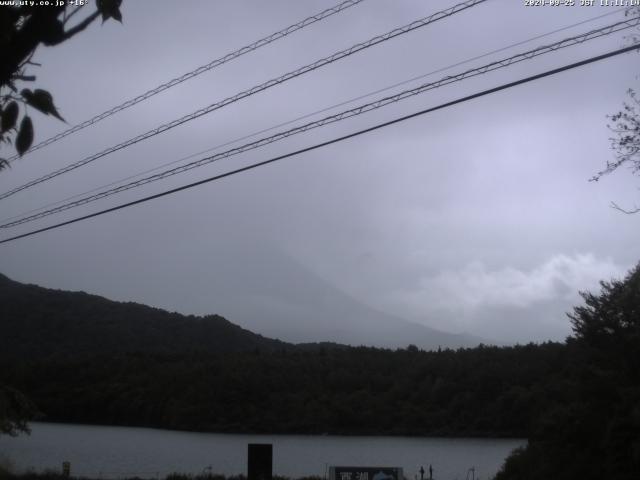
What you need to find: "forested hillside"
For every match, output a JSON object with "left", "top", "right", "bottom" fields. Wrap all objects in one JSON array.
[
  {"left": 2, "top": 266, "right": 639, "bottom": 479},
  {"left": 0, "top": 273, "right": 288, "bottom": 358},
  {"left": 0, "top": 272, "right": 565, "bottom": 438},
  {"left": 0, "top": 343, "right": 566, "bottom": 437}
]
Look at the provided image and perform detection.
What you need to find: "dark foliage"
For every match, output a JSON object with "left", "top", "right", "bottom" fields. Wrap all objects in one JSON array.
[
  {"left": 496, "top": 264, "right": 640, "bottom": 480},
  {"left": 0, "top": 274, "right": 569, "bottom": 438},
  {"left": 0, "top": 273, "right": 288, "bottom": 359},
  {"left": 0, "top": 1, "right": 122, "bottom": 162},
  {"left": 0, "top": 344, "right": 569, "bottom": 438},
  {"left": 0, "top": 384, "right": 39, "bottom": 436},
  {"left": 2, "top": 265, "right": 639, "bottom": 478}
]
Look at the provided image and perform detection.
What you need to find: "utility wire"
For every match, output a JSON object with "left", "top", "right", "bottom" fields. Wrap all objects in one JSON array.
[
  {"left": 0, "top": 0, "right": 487, "bottom": 201},
  {"left": 2, "top": 43, "right": 637, "bottom": 246},
  {"left": 2, "top": 7, "right": 624, "bottom": 226},
  {"left": 1, "top": 16, "right": 636, "bottom": 230},
  {"left": 7, "top": 0, "right": 366, "bottom": 161}
]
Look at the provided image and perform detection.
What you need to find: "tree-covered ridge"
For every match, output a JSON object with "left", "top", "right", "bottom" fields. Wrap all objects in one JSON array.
[
  {"left": 1, "top": 265, "right": 639, "bottom": 478},
  {"left": 0, "top": 272, "right": 565, "bottom": 438},
  {"left": 0, "top": 273, "right": 289, "bottom": 359},
  {"left": 0, "top": 343, "right": 565, "bottom": 437}
]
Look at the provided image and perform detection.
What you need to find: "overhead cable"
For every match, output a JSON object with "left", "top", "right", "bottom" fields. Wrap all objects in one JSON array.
[
  {"left": 2, "top": 7, "right": 625, "bottom": 226},
  {"left": 2, "top": 43, "right": 638, "bottom": 245},
  {"left": 7, "top": 0, "right": 366, "bottom": 161},
  {"left": 1, "top": 16, "right": 637, "bottom": 230},
  {"left": 0, "top": 0, "right": 487, "bottom": 201}
]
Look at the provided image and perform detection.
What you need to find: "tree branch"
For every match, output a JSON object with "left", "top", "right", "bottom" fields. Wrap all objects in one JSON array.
[
  {"left": 62, "top": 5, "right": 85, "bottom": 26},
  {"left": 59, "top": 10, "right": 100, "bottom": 43},
  {"left": 610, "top": 201, "right": 640, "bottom": 214}
]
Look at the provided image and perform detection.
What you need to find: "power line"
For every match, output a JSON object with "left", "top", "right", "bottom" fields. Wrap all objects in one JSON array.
[
  {"left": 2, "top": 7, "right": 624, "bottom": 226},
  {"left": 7, "top": 0, "right": 366, "bottom": 161},
  {"left": 3, "top": 15, "right": 635, "bottom": 228},
  {"left": 1, "top": 43, "right": 637, "bottom": 246},
  {"left": 2, "top": 15, "right": 636, "bottom": 230},
  {"left": 0, "top": 0, "right": 487, "bottom": 201}
]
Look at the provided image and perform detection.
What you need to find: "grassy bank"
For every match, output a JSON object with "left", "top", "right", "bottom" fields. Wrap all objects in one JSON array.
[{"left": 0, "top": 471, "right": 324, "bottom": 480}]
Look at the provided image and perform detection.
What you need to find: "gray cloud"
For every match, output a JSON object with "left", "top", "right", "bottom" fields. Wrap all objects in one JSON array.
[
  {"left": 1, "top": 0, "right": 639, "bottom": 345},
  {"left": 377, "top": 253, "right": 624, "bottom": 339}
]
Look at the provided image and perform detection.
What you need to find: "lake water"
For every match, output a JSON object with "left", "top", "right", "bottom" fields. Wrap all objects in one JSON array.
[{"left": 0, "top": 423, "right": 525, "bottom": 480}]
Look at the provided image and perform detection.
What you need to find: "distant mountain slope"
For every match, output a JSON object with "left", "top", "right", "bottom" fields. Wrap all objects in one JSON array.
[
  {"left": 0, "top": 273, "right": 288, "bottom": 360},
  {"left": 193, "top": 244, "right": 488, "bottom": 350}
]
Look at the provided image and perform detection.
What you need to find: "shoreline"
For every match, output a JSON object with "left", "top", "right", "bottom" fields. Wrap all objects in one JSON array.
[{"left": 22, "top": 421, "right": 527, "bottom": 441}]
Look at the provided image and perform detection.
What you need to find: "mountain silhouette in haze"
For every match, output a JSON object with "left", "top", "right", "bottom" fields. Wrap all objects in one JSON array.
[
  {"left": 1, "top": 250, "right": 487, "bottom": 357},
  {"left": 179, "top": 243, "right": 488, "bottom": 350}
]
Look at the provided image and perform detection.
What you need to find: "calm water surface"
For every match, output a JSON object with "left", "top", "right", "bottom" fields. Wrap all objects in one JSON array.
[{"left": 0, "top": 423, "right": 525, "bottom": 480}]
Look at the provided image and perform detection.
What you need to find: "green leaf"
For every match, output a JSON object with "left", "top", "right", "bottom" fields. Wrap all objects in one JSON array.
[
  {"left": 21, "top": 89, "right": 65, "bottom": 122},
  {"left": 16, "top": 115, "right": 33, "bottom": 156},
  {"left": 96, "top": 0, "right": 123, "bottom": 23},
  {"left": 1, "top": 101, "right": 19, "bottom": 132}
]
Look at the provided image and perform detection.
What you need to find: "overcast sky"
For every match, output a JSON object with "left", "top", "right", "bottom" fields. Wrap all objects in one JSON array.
[{"left": 1, "top": 0, "right": 638, "bottom": 344}]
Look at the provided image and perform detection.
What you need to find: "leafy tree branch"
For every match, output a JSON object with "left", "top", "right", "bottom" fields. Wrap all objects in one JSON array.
[{"left": 0, "top": 0, "right": 123, "bottom": 166}]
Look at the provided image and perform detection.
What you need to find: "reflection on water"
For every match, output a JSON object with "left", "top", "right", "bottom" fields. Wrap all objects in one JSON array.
[{"left": 0, "top": 423, "right": 525, "bottom": 480}]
